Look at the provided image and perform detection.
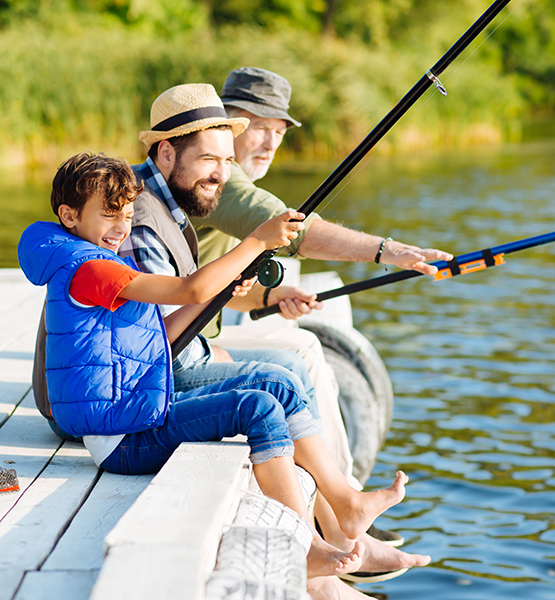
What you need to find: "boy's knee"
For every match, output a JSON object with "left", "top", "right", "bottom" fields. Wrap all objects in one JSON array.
[
  {"left": 237, "top": 390, "right": 289, "bottom": 431},
  {"left": 234, "top": 370, "right": 308, "bottom": 417},
  {"left": 244, "top": 389, "right": 284, "bottom": 415},
  {"left": 244, "top": 368, "right": 299, "bottom": 391}
]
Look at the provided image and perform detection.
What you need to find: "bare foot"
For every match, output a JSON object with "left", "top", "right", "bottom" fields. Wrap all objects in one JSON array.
[
  {"left": 336, "top": 471, "right": 409, "bottom": 539},
  {"left": 324, "top": 527, "right": 431, "bottom": 573},
  {"left": 307, "top": 534, "right": 364, "bottom": 578},
  {"left": 307, "top": 576, "right": 378, "bottom": 600}
]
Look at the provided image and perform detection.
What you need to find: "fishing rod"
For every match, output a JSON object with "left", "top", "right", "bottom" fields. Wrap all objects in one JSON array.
[
  {"left": 171, "top": 0, "right": 512, "bottom": 359},
  {"left": 249, "top": 231, "right": 555, "bottom": 320}
]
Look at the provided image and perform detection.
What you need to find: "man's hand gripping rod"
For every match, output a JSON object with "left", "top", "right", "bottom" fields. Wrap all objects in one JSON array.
[{"left": 249, "top": 231, "right": 555, "bottom": 321}]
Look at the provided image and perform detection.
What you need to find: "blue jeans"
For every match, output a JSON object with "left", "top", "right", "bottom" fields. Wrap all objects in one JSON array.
[
  {"left": 101, "top": 370, "right": 321, "bottom": 475},
  {"left": 173, "top": 346, "right": 320, "bottom": 420}
]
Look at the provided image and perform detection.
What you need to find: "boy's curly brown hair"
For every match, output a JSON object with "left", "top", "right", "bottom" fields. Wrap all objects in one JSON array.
[{"left": 51, "top": 152, "right": 144, "bottom": 218}]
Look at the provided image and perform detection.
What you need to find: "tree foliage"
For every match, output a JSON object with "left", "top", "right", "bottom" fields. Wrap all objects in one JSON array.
[{"left": 0, "top": 0, "right": 553, "bottom": 170}]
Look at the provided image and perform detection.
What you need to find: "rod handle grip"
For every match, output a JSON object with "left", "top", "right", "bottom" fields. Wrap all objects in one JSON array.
[{"left": 249, "top": 303, "right": 281, "bottom": 321}]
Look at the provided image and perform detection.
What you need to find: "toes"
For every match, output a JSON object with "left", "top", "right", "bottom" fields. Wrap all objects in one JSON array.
[
  {"left": 352, "top": 540, "right": 364, "bottom": 559},
  {"left": 395, "top": 470, "right": 409, "bottom": 485}
]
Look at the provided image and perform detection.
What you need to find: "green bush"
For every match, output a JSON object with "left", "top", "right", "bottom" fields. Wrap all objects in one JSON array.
[{"left": 0, "top": 1, "right": 552, "bottom": 172}]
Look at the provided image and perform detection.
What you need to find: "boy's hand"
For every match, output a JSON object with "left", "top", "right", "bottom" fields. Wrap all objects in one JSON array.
[
  {"left": 231, "top": 276, "right": 257, "bottom": 297},
  {"left": 251, "top": 210, "right": 306, "bottom": 250}
]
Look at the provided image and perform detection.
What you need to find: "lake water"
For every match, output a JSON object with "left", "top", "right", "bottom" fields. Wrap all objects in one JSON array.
[
  {"left": 2, "top": 141, "right": 554, "bottom": 599},
  {"left": 266, "top": 141, "right": 555, "bottom": 599}
]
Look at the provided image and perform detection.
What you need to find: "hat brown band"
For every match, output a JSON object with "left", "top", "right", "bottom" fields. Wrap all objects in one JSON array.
[{"left": 152, "top": 106, "right": 228, "bottom": 132}]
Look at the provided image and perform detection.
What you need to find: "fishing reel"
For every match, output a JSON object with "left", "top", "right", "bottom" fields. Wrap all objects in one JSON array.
[{"left": 257, "top": 256, "right": 285, "bottom": 289}]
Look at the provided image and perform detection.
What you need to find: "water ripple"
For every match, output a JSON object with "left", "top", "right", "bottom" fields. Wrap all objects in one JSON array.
[{"left": 305, "top": 143, "right": 555, "bottom": 599}]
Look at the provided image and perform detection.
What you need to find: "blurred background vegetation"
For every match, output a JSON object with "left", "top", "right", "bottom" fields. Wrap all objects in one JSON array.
[{"left": 0, "top": 0, "right": 554, "bottom": 175}]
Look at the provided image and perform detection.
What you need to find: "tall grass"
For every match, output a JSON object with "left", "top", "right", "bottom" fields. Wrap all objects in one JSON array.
[{"left": 0, "top": 15, "right": 526, "bottom": 173}]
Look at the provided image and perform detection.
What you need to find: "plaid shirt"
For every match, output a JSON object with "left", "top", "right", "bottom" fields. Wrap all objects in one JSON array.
[{"left": 119, "top": 157, "right": 212, "bottom": 370}]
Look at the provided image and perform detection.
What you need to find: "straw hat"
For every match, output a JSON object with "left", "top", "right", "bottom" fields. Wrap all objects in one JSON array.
[{"left": 139, "top": 83, "right": 249, "bottom": 148}]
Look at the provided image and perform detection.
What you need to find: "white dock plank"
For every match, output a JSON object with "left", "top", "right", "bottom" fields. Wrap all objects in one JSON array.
[
  {"left": 91, "top": 545, "right": 199, "bottom": 600},
  {"left": 103, "top": 442, "right": 250, "bottom": 548},
  {"left": 43, "top": 471, "right": 154, "bottom": 572},
  {"left": 0, "top": 353, "right": 34, "bottom": 386},
  {"left": 93, "top": 442, "right": 251, "bottom": 600},
  {"left": 0, "top": 268, "right": 42, "bottom": 430},
  {"left": 0, "top": 385, "right": 28, "bottom": 425},
  {"left": 0, "top": 386, "right": 101, "bottom": 596},
  {"left": 0, "top": 283, "right": 44, "bottom": 352},
  {"left": 0, "top": 269, "right": 39, "bottom": 310},
  {"left": 0, "top": 568, "right": 25, "bottom": 600},
  {"left": 0, "top": 391, "right": 61, "bottom": 518},
  {"left": 15, "top": 571, "right": 99, "bottom": 600},
  {"left": 298, "top": 270, "right": 353, "bottom": 329},
  {"left": 11, "top": 473, "right": 155, "bottom": 600},
  {"left": 0, "top": 443, "right": 98, "bottom": 571}
]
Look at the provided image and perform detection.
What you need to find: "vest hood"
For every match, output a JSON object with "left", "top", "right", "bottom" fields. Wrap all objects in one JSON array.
[{"left": 18, "top": 221, "right": 111, "bottom": 286}]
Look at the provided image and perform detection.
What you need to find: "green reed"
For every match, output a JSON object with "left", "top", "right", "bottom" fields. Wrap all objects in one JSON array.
[{"left": 0, "top": 15, "right": 528, "bottom": 173}]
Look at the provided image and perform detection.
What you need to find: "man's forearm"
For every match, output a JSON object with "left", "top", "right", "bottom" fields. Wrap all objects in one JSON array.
[
  {"left": 297, "top": 218, "right": 453, "bottom": 275},
  {"left": 298, "top": 219, "right": 381, "bottom": 262}
]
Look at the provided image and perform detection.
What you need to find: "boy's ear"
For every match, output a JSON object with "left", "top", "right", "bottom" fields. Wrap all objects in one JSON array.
[{"left": 58, "top": 204, "right": 79, "bottom": 229}]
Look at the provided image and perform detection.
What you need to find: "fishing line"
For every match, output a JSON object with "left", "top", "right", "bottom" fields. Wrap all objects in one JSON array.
[
  {"left": 440, "top": 0, "right": 527, "bottom": 85},
  {"left": 171, "top": 0, "right": 515, "bottom": 358},
  {"left": 271, "top": 0, "right": 526, "bottom": 237}
]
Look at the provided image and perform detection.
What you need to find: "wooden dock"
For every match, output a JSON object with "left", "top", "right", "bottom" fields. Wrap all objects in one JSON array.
[{"left": 0, "top": 268, "right": 313, "bottom": 600}]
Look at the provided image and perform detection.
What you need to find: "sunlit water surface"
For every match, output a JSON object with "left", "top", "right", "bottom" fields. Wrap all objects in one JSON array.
[
  {"left": 2, "top": 141, "right": 554, "bottom": 599},
  {"left": 265, "top": 142, "right": 555, "bottom": 600}
]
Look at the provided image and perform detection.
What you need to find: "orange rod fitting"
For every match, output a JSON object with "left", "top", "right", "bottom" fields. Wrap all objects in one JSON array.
[{"left": 433, "top": 253, "right": 505, "bottom": 281}]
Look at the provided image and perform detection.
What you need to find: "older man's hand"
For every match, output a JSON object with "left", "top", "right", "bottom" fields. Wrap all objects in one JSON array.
[
  {"left": 266, "top": 285, "right": 323, "bottom": 320},
  {"left": 381, "top": 241, "right": 453, "bottom": 276}
]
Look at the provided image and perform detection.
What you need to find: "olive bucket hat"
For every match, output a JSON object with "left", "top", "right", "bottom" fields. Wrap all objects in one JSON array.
[{"left": 221, "top": 67, "right": 301, "bottom": 128}]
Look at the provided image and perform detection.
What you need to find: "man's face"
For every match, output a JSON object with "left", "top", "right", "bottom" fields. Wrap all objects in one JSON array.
[
  {"left": 232, "top": 112, "right": 288, "bottom": 182},
  {"left": 167, "top": 128, "right": 235, "bottom": 217}
]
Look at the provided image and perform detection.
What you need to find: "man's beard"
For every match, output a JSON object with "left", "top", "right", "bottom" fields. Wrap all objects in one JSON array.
[
  {"left": 240, "top": 154, "right": 273, "bottom": 182},
  {"left": 167, "top": 169, "right": 224, "bottom": 218}
]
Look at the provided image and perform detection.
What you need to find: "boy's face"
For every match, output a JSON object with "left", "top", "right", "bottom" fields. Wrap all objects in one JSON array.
[{"left": 59, "top": 193, "right": 134, "bottom": 252}]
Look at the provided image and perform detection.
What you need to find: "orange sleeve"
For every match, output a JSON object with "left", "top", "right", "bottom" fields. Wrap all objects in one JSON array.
[{"left": 69, "top": 259, "right": 141, "bottom": 311}]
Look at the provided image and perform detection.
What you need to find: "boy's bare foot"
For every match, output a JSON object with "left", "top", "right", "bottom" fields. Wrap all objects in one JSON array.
[
  {"left": 307, "top": 535, "right": 364, "bottom": 578},
  {"left": 337, "top": 471, "right": 409, "bottom": 540},
  {"left": 322, "top": 526, "right": 430, "bottom": 574},
  {"left": 307, "top": 576, "right": 378, "bottom": 600}
]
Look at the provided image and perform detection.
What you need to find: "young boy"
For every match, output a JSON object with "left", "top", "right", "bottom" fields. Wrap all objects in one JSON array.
[{"left": 18, "top": 152, "right": 416, "bottom": 579}]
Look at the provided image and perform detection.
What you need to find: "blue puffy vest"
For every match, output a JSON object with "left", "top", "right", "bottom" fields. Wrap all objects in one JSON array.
[{"left": 18, "top": 222, "right": 171, "bottom": 436}]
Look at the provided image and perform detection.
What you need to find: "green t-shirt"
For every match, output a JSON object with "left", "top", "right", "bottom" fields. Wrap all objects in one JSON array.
[
  {"left": 190, "top": 161, "right": 321, "bottom": 337},
  {"left": 191, "top": 161, "right": 321, "bottom": 267}
]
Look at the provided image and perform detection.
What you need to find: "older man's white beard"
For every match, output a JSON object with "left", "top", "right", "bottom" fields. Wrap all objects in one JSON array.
[{"left": 240, "top": 154, "right": 273, "bottom": 182}]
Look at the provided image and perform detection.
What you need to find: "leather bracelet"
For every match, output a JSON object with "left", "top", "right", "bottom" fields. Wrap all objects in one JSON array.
[
  {"left": 262, "top": 287, "right": 271, "bottom": 307},
  {"left": 374, "top": 237, "right": 392, "bottom": 264}
]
